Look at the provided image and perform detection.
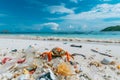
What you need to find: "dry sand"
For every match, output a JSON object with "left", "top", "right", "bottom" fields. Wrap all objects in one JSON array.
[{"left": 0, "top": 38, "right": 120, "bottom": 80}]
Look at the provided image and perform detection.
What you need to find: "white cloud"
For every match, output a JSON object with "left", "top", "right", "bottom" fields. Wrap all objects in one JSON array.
[
  {"left": 45, "top": 5, "right": 74, "bottom": 14},
  {"left": 61, "top": 3, "right": 120, "bottom": 20},
  {"left": 33, "top": 22, "right": 59, "bottom": 31},
  {"left": 41, "top": 22, "right": 59, "bottom": 30},
  {"left": 56, "top": 3, "right": 120, "bottom": 32},
  {"left": 45, "top": 3, "right": 120, "bottom": 32}
]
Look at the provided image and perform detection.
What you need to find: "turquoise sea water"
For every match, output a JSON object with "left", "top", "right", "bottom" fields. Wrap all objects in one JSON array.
[{"left": 0, "top": 32, "right": 120, "bottom": 39}]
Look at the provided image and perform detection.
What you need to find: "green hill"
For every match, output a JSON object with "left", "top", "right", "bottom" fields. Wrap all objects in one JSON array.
[{"left": 101, "top": 25, "right": 120, "bottom": 31}]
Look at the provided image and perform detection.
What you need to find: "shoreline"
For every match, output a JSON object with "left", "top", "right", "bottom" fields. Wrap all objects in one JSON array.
[{"left": 0, "top": 35, "right": 120, "bottom": 44}]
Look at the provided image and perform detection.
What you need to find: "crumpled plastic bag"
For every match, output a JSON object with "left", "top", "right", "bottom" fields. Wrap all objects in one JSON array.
[
  {"left": 0, "top": 60, "right": 17, "bottom": 74},
  {"left": 56, "top": 62, "right": 74, "bottom": 76},
  {"left": 25, "top": 44, "right": 39, "bottom": 54}
]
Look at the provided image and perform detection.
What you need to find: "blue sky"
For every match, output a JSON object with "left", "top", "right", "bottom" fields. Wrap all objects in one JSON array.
[{"left": 0, "top": 0, "right": 120, "bottom": 32}]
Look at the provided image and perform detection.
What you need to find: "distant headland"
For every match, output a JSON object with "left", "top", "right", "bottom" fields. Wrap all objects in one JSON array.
[{"left": 101, "top": 25, "right": 120, "bottom": 31}]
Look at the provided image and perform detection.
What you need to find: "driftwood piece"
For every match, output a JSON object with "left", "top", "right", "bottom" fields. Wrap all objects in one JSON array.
[{"left": 91, "top": 49, "right": 113, "bottom": 57}]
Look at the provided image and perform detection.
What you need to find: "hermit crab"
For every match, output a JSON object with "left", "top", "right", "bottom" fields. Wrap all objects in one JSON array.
[{"left": 40, "top": 47, "right": 74, "bottom": 61}]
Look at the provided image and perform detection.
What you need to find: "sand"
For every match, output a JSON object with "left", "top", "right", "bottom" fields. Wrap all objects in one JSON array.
[{"left": 0, "top": 38, "right": 120, "bottom": 80}]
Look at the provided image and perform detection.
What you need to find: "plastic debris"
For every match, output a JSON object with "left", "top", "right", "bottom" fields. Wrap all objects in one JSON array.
[
  {"left": 2, "top": 72, "right": 13, "bottom": 79},
  {"left": 0, "top": 60, "right": 17, "bottom": 74},
  {"left": 2, "top": 57, "right": 12, "bottom": 64},
  {"left": 1, "top": 57, "right": 26, "bottom": 64},
  {"left": 56, "top": 62, "right": 74, "bottom": 76},
  {"left": 70, "top": 44, "right": 82, "bottom": 48},
  {"left": 25, "top": 45, "right": 39, "bottom": 54},
  {"left": 25, "top": 63, "right": 37, "bottom": 74},
  {"left": 11, "top": 49, "right": 17, "bottom": 52},
  {"left": 17, "top": 58, "right": 26, "bottom": 64},
  {"left": 37, "top": 69, "right": 57, "bottom": 80},
  {"left": 101, "top": 58, "right": 115, "bottom": 65}
]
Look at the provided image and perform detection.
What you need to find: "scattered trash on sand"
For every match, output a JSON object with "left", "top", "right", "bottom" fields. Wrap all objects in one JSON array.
[{"left": 0, "top": 45, "right": 120, "bottom": 80}]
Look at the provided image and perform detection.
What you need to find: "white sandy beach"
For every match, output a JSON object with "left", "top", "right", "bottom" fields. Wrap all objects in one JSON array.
[{"left": 0, "top": 38, "right": 120, "bottom": 80}]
